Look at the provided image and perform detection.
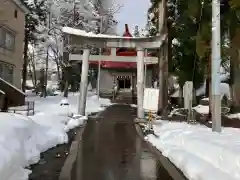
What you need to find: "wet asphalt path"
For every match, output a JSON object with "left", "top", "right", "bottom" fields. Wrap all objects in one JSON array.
[{"left": 79, "top": 104, "right": 173, "bottom": 180}]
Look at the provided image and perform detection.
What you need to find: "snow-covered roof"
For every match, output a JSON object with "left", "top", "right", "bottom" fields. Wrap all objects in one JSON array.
[
  {"left": 62, "top": 27, "right": 135, "bottom": 39},
  {"left": 62, "top": 26, "right": 167, "bottom": 41},
  {"left": 63, "top": 27, "right": 168, "bottom": 49},
  {"left": 0, "top": 89, "right": 5, "bottom": 95},
  {"left": 11, "top": 0, "right": 30, "bottom": 14}
]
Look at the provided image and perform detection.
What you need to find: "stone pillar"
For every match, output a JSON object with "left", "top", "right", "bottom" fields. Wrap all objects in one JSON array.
[
  {"left": 78, "top": 48, "right": 90, "bottom": 115},
  {"left": 137, "top": 47, "right": 145, "bottom": 119}
]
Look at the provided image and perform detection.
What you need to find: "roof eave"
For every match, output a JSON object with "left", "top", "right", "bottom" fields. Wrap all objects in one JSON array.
[{"left": 11, "top": 0, "right": 30, "bottom": 14}]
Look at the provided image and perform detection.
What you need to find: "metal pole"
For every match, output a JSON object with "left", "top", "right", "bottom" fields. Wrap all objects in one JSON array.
[
  {"left": 97, "top": 16, "right": 103, "bottom": 98},
  {"left": 137, "top": 47, "right": 145, "bottom": 119},
  {"left": 211, "top": 0, "right": 221, "bottom": 132},
  {"left": 78, "top": 48, "right": 90, "bottom": 115}
]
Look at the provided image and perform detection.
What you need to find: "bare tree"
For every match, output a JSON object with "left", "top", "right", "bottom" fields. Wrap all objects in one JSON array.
[{"left": 44, "top": 0, "right": 121, "bottom": 97}]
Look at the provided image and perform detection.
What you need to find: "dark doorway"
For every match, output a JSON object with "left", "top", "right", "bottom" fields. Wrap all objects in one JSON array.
[
  {"left": 117, "top": 76, "right": 131, "bottom": 89},
  {"left": 125, "top": 79, "right": 131, "bottom": 88},
  {"left": 118, "top": 79, "right": 125, "bottom": 89}
]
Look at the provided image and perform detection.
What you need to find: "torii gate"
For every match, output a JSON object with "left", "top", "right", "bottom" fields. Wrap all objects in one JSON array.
[{"left": 62, "top": 0, "right": 168, "bottom": 119}]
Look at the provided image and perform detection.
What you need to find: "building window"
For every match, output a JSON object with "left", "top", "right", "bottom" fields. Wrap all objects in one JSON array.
[
  {"left": 5, "top": 32, "right": 15, "bottom": 50},
  {"left": 0, "top": 61, "right": 14, "bottom": 83},
  {"left": 14, "top": 10, "right": 18, "bottom": 18},
  {"left": 0, "top": 26, "right": 15, "bottom": 51}
]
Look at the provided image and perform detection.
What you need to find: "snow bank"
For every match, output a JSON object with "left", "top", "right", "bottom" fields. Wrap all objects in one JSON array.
[
  {"left": 0, "top": 92, "right": 111, "bottom": 180},
  {"left": 196, "top": 82, "right": 230, "bottom": 98},
  {"left": 227, "top": 113, "right": 240, "bottom": 120},
  {"left": 146, "top": 121, "right": 240, "bottom": 180},
  {"left": 193, "top": 105, "right": 209, "bottom": 114},
  {"left": 171, "top": 72, "right": 230, "bottom": 98},
  {"left": 0, "top": 112, "right": 85, "bottom": 180},
  {"left": 26, "top": 92, "right": 111, "bottom": 115}
]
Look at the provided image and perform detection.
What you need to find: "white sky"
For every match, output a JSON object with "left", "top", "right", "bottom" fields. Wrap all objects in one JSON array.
[{"left": 115, "top": 0, "right": 150, "bottom": 34}]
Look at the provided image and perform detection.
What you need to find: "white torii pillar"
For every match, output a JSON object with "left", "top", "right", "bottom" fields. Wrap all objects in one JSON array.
[
  {"left": 137, "top": 47, "right": 145, "bottom": 119},
  {"left": 78, "top": 48, "right": 90, "bottom": 115}
]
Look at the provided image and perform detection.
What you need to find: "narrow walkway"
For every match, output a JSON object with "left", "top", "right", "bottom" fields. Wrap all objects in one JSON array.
[
  {"left": 78, "top": 104, "right": 174, "bottom": 180},
  {"left": 113, "top": 91, "right": 137, "bottom": 104}
]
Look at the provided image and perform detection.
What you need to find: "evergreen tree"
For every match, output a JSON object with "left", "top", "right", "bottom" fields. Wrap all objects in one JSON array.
[
  {"left": 147, "top": 0, "right": 240, "bottom": 109},
  {"left": 222, "top": 0, "right": 240, "bottom": 110}
]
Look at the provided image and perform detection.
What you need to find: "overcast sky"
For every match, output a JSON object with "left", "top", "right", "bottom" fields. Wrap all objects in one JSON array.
[{"left": 115, "top": 0, "right": 150, "bottom": 34}]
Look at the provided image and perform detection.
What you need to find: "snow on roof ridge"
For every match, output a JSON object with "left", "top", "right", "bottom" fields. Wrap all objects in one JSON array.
[
  {"left": 62, "top": 27, "right": 148, "bottom": 39},
  {"left": 0, "top": 77, "right": 25, "bottom": 95}
]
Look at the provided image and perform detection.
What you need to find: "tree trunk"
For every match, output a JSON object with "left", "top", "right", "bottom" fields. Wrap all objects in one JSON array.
[
  {"left": 56, "top": 58, "right": 61, "bottom": 81},
  {"left": 230, "top": 25, "right": 240, "bottom": 111},
  {"left": 29, "top": 54, "right": 37, "bottom": 87},
  {"left": 28, "top": 63, "right": 34, "bottom": 88},
  {"left": 22, "top": 32, "right": 29, "bottom": 92},
  {"left": 230, "top": 56, "right": 234, "bottom": 101},
  {"left": 192, "top": 88, "right": 197, "bottom": 105},
  {"left": 208, "top": 57, "right": 212, "bottom": 119},
  {"left": 178, "top": 85, "right": 183, "bottom": 107},
  {"left": 63, "top": 80, "right": 69, "bottom": 97},
  {"left": 205, "top": 77, "right": 210, "bottom": 97},
  {"left": 39, "top": 69, "right": 46, "bottom": 97},
  {"left": 162, "top": 0, "right": 169, "bottom": 116},
  {"left": 31, "top": 58, "right": 37, "bottom": 87},
  {"left": 63, "top": 67, "right": 69, "bottom": 97},
  {"left": 62, "top": 51, "right": 69, "bottom": 97},
  {"left": 45, "top": 47, "right": 49, "bottom": 97}
]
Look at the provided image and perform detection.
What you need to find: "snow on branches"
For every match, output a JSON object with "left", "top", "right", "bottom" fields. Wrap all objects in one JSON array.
[{"left": 26, "top": 0, "right": 120, "bottom": 81}]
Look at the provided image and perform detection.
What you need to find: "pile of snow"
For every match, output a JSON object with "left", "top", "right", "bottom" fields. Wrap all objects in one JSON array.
[
  {"left": 130, "top": 104, "right": 137, "bottom": 108},
  {"left": 0, "top": 112, "right": 86, "bottom": 180},
  {"left": 193, "top": 105, "right": 209, "bottom": 114},
  {"left": 172, "top": 83, "right": 230, "bottom": 98},
  {"left": 146, "top": 121, "right": 240, "bottom": 180},
  {"left": 196, "top": 82, "right": 230, "bottom": 98},
  {"left": 227, "top": 113, "right": 240, "bottom": 119},
  {"left": 171, "top": 72, "right": 230, "bottom": 98},
  {"left": 26, "top": 92, "right": 111, "bottom": 116},
  {"left": 25, "top": 80, "right": 58, "bottom": 89},
  {"left": 0, "top": 92, "right": 111, "bottom": 180}
]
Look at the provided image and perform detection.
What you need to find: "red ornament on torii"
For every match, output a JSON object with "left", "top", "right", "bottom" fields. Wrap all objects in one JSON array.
[{"left": 90, "top": 24, "right": 151, "bottom": 68}]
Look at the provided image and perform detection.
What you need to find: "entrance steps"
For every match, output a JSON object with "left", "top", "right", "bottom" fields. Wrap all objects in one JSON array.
[{"left": 0, "top": 78, "right": 25, "bottom": 107}]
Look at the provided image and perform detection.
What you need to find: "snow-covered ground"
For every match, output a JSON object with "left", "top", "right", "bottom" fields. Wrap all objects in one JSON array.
[
  {"left": 0, "top": 91, "right": 111, "bottom": 180},
  {"left": 146, "top": 120, "right": 240, "bottom": 180}
]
